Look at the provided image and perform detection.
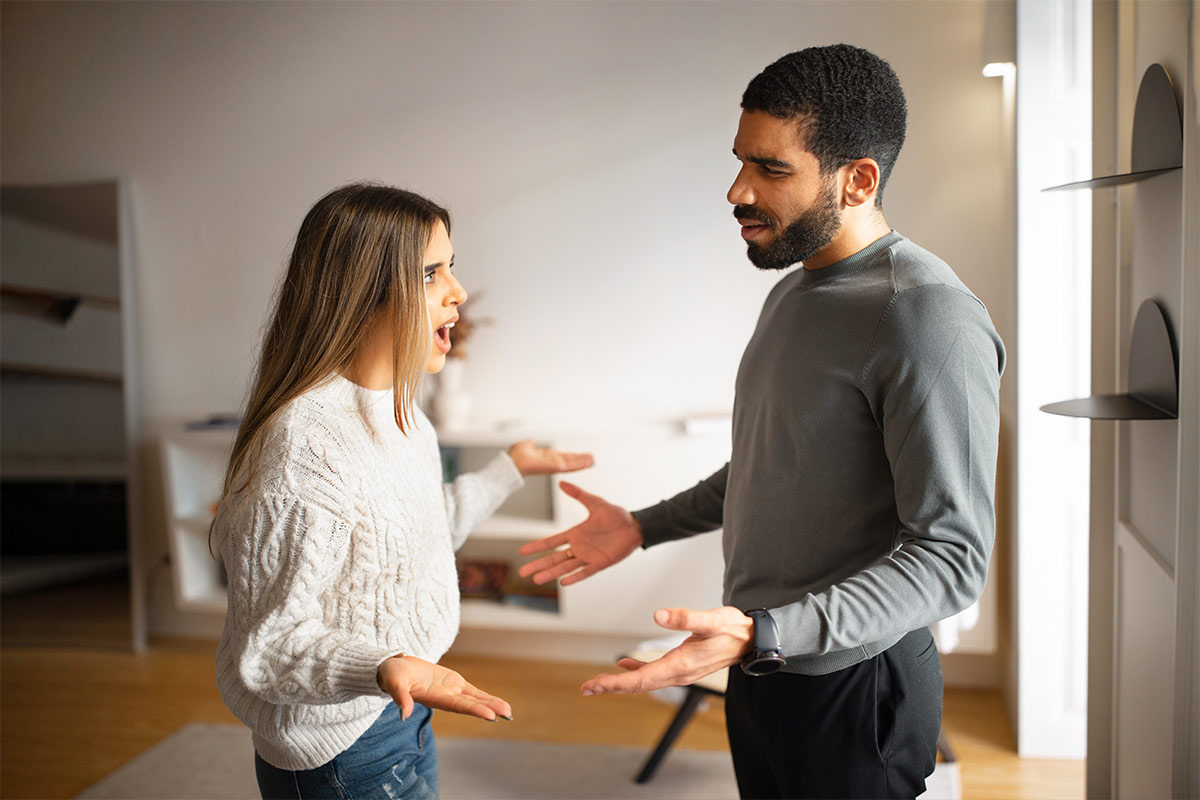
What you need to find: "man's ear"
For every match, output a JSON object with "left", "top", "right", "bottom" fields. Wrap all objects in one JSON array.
[{"left": 841, "top": 158, "right": 881, "bottom": 208}]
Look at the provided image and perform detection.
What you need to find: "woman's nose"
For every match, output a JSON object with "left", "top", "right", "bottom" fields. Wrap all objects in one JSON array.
[{"left": 447, "top": 273, "right": 467, "bottom": 305}]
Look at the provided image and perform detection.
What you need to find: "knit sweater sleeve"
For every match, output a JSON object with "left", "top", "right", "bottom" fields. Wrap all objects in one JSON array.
[
  {"left": 768, "top": 285, "right": 1005, "bottom": 656},
  {"left": 441, "top": 452, "right": 525, "bottom": 551},
  {"left": 225, "top": 488, "right": 397, "bottom": 706},
  {"left": 631, "top": 464, "right": 728, "bottom": 548}
]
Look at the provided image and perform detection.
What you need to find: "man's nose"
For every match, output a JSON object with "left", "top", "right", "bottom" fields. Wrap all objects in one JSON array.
[{"left": 727, "top": 169, "right": 755, "bottom": 206}]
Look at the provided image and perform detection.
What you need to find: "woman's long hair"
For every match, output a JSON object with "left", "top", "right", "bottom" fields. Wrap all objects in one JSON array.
[{"left": 221, "top": 182, "right": 449, "bottom": 500}]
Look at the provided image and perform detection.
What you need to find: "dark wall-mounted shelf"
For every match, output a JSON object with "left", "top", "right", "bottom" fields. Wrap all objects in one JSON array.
[
  {"left": 1044, "top": 63, "right": 1182, "bottom": 192},
  {"left": 1041, "top": 299, "right": 1178, "bottom": 420}
]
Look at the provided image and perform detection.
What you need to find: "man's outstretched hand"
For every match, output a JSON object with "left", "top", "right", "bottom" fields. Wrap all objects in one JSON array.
[
  {"left": 580, "top": 607, "right": 754, "bottom": 695},
  {"left": 516, "top": 481, "right": 642, "bottom": 586}
]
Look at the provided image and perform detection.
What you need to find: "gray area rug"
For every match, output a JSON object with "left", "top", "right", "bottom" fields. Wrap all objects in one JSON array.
[{"left": 77, "top": 723, "right": 959, "bottom": 799}]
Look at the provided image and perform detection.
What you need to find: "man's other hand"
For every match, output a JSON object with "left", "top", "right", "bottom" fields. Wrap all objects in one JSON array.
[{"left": 579, "top": 607, "right": 754, "bottom": 695}]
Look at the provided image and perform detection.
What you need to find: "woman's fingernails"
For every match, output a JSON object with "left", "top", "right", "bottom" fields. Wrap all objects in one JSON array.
[
  {"left": 499, "top": 714, "right": 514, "bottom": 721},
  {"left": 581, "top": 689, "right": 594, "bottom": 696}
]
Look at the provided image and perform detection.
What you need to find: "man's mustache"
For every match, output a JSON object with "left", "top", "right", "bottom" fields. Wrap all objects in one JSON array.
[{"left": 733, "top": 205, "right": 775, "bottom": 227}]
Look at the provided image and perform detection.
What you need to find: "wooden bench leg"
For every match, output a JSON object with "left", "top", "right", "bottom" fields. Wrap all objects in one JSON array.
[{"left": 635, "top": 685, "right": 708, "bottom": 784}]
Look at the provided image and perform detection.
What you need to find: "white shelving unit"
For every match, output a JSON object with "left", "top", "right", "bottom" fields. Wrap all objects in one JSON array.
[
  {"left": 0, "top": 183, "right": 142, "bottom": 644},
  {"left": 158, "top": 428, "right": 235, "bottom": 613},
  {"left": 442, "top": 424, "right": 730, "bottom": 642}
]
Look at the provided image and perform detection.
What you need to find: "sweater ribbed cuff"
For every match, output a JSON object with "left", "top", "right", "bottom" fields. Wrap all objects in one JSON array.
[
  {"left": 330, "top": 643, "right": 404, "bottom": 698},
  {"left": 481, "top": 451, "right": 525, "bottom": 497}
]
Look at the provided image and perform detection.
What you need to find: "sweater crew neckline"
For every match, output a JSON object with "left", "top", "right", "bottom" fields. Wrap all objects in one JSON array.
[
  {"left": 798, "top": 231, "right": 903, "bottom": 285},
  {"left": 327, "top": 372, "right": 393, "bottom": 404}
]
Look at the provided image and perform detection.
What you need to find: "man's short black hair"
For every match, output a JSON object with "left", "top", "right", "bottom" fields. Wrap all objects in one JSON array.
[{"left": 742, "top": 44, "right": 907, "bottom": 205}]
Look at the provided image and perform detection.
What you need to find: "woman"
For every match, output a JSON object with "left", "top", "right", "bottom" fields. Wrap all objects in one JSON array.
[{"left": 213, "top": 183, "right": 591, "bottom": 799}]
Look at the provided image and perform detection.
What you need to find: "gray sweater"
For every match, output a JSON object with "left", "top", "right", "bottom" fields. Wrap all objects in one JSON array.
[{"left": 633, "top": 232, "right": 1005, "bottom": 675}]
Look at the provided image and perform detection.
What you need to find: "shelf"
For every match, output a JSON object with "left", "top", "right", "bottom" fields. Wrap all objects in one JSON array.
[
  {"left": 0, "top": 300, "right": 124, "bottom": 380},
  {"left": 0, "top": 552, "right": 127, "bottom": 595},
  {"left": 1044, "top": 63, "right": 1181, "bottom": 192},
  {"left": 0, "top": 458, "right": 127, "bottom": 480},
  {"left": 1, "top": 281, "right": 119, "bottom": 309},
  {"left": 1041, "top": 299, "right": 1178, "bottom": 420},
  {"left": 1043, "top": 167, "right": 1180, "bottom": 192},
  {"left": 1039, "top": 395, "right": 1175, "bottom": 421},
  {"left": 0, "top": 361, "right": 122, "bottom": 385}
]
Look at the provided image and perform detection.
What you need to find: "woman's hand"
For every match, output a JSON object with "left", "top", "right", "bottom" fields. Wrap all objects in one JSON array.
[
  {"left": 507, "top": 439, "right": 594, "bottom": 477},
  {"left": 377, "top": 655, "right": 512, "bottom": 722},
  {"left": 516, "top": 481, "right": 642, "bottom": 586}
]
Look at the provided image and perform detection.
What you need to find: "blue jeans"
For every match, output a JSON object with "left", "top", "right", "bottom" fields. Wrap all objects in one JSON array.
[{"left": 254, "top": 702, "right": 438, "bottom": 799}]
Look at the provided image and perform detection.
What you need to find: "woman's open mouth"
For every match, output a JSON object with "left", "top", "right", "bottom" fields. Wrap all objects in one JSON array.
[{"left": 434, "top": 321, "right": 455, "bottom": 354}]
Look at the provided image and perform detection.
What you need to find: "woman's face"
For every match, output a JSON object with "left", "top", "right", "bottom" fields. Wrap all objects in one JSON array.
[{"left": 423, "top": 220, "right": 467, "bottom": 373}]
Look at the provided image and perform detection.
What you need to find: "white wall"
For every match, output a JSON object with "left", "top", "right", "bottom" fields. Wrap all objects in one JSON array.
[
  {"left": 2, "top": 0, "right": 1013, "bottom": 423},
  {"left": 1, "top": 0, "right": 1017, "bottom": 640}
]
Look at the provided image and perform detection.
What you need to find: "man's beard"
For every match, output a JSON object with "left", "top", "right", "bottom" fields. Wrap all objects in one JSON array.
[{"left": 737, "top": 181, "right": 842, "bottom": 271}]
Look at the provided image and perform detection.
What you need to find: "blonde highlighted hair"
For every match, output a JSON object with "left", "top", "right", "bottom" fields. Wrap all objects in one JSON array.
[{"left": 221, "top": 182, "right": 449, "bottom": 499}]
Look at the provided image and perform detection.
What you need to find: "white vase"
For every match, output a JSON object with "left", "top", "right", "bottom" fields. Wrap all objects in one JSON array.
[{"left": 434, "top": 359, "right": 472, "bottom": 432}]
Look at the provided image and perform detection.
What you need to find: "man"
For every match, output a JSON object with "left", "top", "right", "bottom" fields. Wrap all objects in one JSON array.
[{"left": 519, "top": 44, "right": 1005, "bottom": 799}]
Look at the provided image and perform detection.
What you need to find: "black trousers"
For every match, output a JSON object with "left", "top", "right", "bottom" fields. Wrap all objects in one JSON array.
[{"left": 725, "top": 627, "right": 942, "bottom": 800}]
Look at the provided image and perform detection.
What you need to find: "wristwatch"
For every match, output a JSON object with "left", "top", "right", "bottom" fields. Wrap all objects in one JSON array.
[{"left": 741, "top": 608, "right": 787, "bottom": 676}]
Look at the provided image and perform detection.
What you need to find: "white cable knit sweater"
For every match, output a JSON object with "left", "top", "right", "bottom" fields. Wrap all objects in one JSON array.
[{"left": 214, "top": 373, "right": 523, "bottom": 770}]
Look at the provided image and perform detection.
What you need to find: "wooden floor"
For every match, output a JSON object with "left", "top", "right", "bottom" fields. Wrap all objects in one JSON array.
[{"left": 0, "top": 575, "right": 1084, "bottom": 799}]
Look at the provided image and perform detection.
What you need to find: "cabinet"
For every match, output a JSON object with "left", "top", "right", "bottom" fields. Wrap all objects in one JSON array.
[{"left": 157, "top": 418, "right": 732, "bottom": 643}]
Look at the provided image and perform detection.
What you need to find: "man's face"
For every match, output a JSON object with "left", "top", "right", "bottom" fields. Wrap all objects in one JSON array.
[{"left": 728, "top": 110, "right": 843, "bottom": 271}]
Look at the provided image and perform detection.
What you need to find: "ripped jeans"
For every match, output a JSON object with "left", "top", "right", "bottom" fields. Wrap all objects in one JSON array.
[{"left": 254, "top": 702, "right": 438, "bottom": 799}]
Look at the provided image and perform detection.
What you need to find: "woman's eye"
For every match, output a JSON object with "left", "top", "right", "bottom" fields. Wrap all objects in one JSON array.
[{"left": 424, "top": 271, "right": 436, "bottom": 285}]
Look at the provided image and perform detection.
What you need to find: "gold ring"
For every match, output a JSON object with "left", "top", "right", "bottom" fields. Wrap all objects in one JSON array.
[{"left": 563, "top": 548, "right": 574, "bottom": 560}]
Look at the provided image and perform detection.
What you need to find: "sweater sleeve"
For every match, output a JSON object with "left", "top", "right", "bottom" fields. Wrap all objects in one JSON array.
[
  {"left": 632, "top": 464, "right": 728, "bottom": 548},
  {"left": 442, "top": 451, "right": 525, "bottom": 551},
  {"left": 227, "top": 493, "right": 397, "bottom": 705},
  {"left": 768, "top": 285, "right": 1006, "bottom": 656}
]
